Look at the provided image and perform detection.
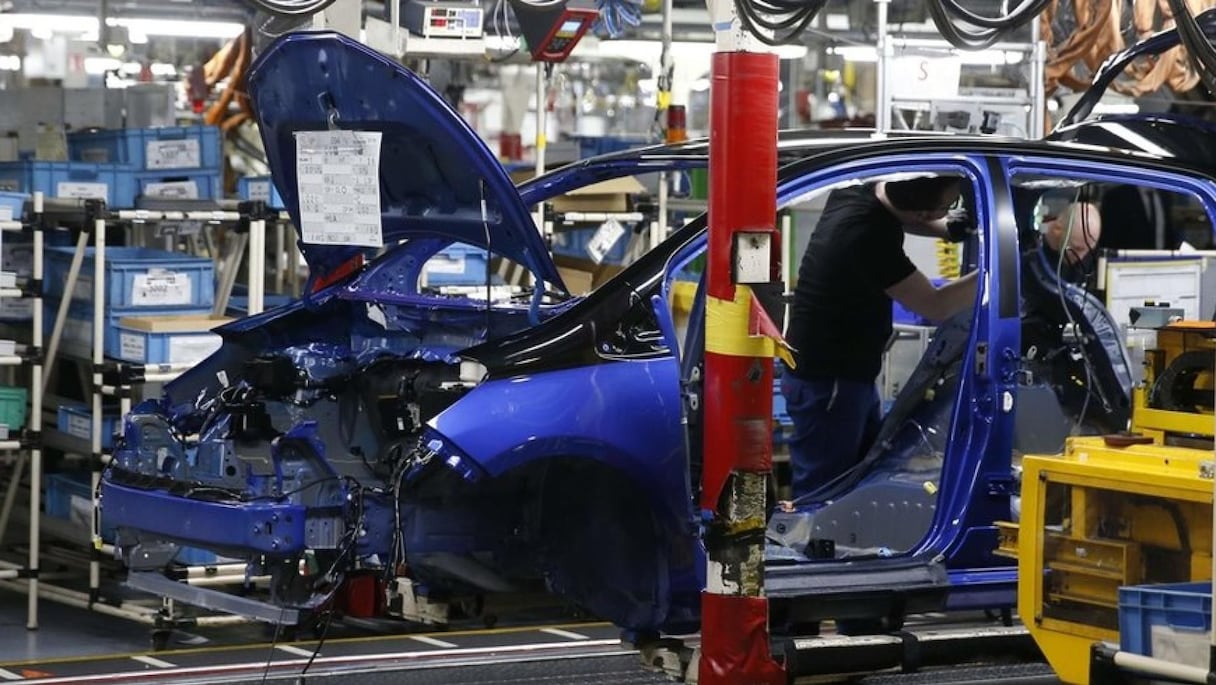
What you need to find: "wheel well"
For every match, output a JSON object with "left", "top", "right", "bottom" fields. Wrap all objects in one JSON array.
[{"left": 524, "top": 458, "right": 672, "bottom": 630}]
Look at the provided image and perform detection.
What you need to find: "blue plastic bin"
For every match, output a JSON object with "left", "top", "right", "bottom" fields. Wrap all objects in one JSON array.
[
  {"left": 552, "top": 227, "right": 629, "bottom": 265},
  {"left": 175, "top": 546, "right": 238, "bottom": 567},
  {"left": 225, "top": 294, "right": 293, "bottom": 317},
  {"left": 0, "top": 191, "right": 28, "bottom": 220},
  {"left": 0, "top": 161, "right": 138, "bottom": 208},
  {"left": 45, "top": 472, "right": 116, "bottom": 542},
  {"left": 423, "top": 244, "right": 500, "bottom": 287},
  {"left": 56, "top": 404, "right": 118, "bottom": 449},
  {"left": 112, "top": 314, "right": 226, "bottom": 365},
  {"left": 45, "top": 246, "right": 215, "bottom": 310},
  {"left": 576, "top": 136, "right": 649, "bottom": 159},
  {"left": 43, "top": 298, "right": 214, "bottom": 362},
  {"left": 237, "top": 176, "right": 286, "bottom": 209},
  {"left": 137, "top": 170, "right": 223, "bottom": 201},
  {"left": 1120, "top": 581, "right": 1212, "bottom": 668},
  {"left": 67, "top": 126, "right": 222, "bottom": 172}
]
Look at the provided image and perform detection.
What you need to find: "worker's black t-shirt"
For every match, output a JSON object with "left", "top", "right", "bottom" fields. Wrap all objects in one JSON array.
[{"left": 785, "top": 184, "right": 917, "bottom": 383}]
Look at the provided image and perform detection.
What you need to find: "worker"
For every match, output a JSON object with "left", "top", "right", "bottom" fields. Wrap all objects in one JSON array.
[
  {"left": 781, "top": 176, "right": 978, "bottom": 502},
  {"left": 1036, "top": 200, "right": 1102, "bottom": 284}
]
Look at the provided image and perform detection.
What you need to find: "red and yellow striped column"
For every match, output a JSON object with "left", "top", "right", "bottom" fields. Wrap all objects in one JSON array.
[{"left": 699, "top": 49, "right": 787, "bottom": 685}]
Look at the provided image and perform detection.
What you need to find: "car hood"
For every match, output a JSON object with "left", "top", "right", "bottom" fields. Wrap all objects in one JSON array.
[{"left": 247, "top": 31, "right": 564, "bottom": 291}]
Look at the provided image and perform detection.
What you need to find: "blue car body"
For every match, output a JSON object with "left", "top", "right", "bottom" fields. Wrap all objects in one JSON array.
[{"left": 100, "top": 28, "right": 1216, "bottom": 635}]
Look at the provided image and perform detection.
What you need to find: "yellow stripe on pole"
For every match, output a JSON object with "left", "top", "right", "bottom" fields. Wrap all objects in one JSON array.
[{"left": 705, "top": 285, "right": 795, "bottom": 368}]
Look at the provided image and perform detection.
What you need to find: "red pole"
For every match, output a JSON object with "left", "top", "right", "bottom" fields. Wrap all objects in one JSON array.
[{"left": 698, "top": 49, "right": 786, "bottom": 684}]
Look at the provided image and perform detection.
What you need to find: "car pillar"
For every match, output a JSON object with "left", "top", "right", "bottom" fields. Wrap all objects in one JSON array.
[{"left": 699, "top": 0, "right": 786, "bottom": 682}]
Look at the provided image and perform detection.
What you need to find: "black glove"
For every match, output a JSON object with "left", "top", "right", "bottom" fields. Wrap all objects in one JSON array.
[{"left": 945, "top": 209, "right": 975, "bottom": 243}]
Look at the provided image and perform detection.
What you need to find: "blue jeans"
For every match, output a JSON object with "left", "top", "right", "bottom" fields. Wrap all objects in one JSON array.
[{"left": 781, "top": 374, "right": 881, "bottom": 501}]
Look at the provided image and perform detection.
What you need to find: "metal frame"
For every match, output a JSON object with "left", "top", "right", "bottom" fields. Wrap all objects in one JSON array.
[{"left": 0, "top": 197, "right": 272, "bottom": 630}]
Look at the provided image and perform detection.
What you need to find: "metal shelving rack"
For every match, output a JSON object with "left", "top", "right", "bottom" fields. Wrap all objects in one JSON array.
[
  {"left": 0, "top": 196, "right": 271, "bottom": 631},
  {"left": 0, "top": 192, "right": 46, "bottom": 629},
  {"left": 874, "top": 0, "right": 1047, "bottom": 137}
]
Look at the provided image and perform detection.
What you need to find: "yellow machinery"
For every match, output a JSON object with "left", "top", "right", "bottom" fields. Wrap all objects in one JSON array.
[{"left": 998, "top": 321, "right": 1216, "bottom": 684}]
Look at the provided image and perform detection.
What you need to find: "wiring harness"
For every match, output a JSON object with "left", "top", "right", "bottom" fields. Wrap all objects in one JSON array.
[{"left": 239, "top": 0, "right": 339, "bottom": 16}]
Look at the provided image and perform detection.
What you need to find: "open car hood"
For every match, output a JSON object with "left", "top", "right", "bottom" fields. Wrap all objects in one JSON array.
[{"left": 247, "top": 31, "right": 564, "bottom": 291}]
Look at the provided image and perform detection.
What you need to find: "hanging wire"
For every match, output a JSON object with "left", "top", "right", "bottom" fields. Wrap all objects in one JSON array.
[
  {"left": 1165, "top": 0, "right": 1216, "bottom": 99},
  {"left": 241, "top": 0, "right": 339, "bottom": 17},
  {"left": 926, "top": 0, "right": 1053, "bottom": 50}
]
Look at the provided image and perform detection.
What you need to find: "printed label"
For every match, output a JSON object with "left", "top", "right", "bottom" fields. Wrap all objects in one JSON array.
[
  {"left": 143, "top": 180, "right": 199, "bottom": 200},
  {"left": 0, "top": 298, "right": 33, "bottom": 319},
  {"left": 155, "top": 221, "right": 203, "bottom": 238},
  {"left": 0, "top": 206, "right": 12, "bottom": 222},
  {"left": 246, "top": 180, "right": 271, "bottom": 202},
  {"left": 56, "top": 182, "right": 108, "bottom": 200},
  {"left": 168, "top": 334, "right": 221, "bottom": 364},
  {"left": 119, "top": 332, "right": 146, "bottom": 361},
  {"left": 131, "top": 270, "right": 192, "bottom": 306},
  {"left": 586, "top": 218, "right": 626, "bottom": 265},
  {"left": 146, "top": 138, "right": 202, "bottom": 170},
  {"left": 426, "top": 253, "right": 467, "bottom": 274},
  {"left": 66, "top": 412, "right": 91, "bottom": 439},
  {"left": 295, "top": 130, "right": 384, "bottom": 248}
]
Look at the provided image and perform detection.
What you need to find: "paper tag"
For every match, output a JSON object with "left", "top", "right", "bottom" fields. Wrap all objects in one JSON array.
[
  {"left": 155, "top": 220, "right": 203, "bottom": 238},
  {"left": 146, "top": 138, "right": 202, "bottom": 170},
  {"left": 131, "top": 270, "right": 192, "bottom": 306},
  {"left": 0, "top": 298, "right": 33, "bottom": 319},
  {"left": 295, "top": 130, "right": 383, "bottom": 248},
  {"left": 57, "top": 182, "right": 108, "bottom": 200},
  {"left": 0, "top": 206, "right": 12, "bottom": 222},
  {"left": 66, "top": 412, "right": 91, "bottom": 439},
  {"left": 891, "top": 55, "right": 962, "bottom": 100},
  {"left": 246, "top": 180, "right": 272, "bottom": 202},
  {"left": 168, "top": 334, "right": 221, "bottom": 364},
  {"left": 119, "top": 332, "right": 146, "bottom": 361},
  {"left": 426, "top": 253, "right": 468, "bottom": 274},
  {"left": 144, "top": 180, "right": 199, "bottom": 199},
  {"left": 586, "top": 219, "right": 627, "bottom": 265}
]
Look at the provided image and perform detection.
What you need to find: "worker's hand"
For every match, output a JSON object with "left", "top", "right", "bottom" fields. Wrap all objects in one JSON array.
[{"left": 945, "top": 209, "right": 976, "bottom": 243}]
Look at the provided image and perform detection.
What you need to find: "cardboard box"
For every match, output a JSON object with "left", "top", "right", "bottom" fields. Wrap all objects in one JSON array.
[
  {"left": 549, "top": 176, "right": 646, "bottom": 214},
  {"left": 116, "top": 314, "right": 233, "bottom": 333},
  {"left": 555, "top": 255, "right": 626, "bottom": 292}
]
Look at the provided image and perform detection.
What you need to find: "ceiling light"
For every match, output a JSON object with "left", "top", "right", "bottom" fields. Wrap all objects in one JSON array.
[{"left": 0, "top": 14, "right": 244, "bottom": 41}]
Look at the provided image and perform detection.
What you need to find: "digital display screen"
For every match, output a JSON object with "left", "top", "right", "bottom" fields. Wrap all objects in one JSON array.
[{"left": 555, "top": 19, "right": 583, "bottom": 38}]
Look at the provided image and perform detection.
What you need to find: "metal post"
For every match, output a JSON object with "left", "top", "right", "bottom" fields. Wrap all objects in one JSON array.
[
  {"left": 699, "top": 0, "right": 785, "bottom": 681},
  {"left": 656, "top": 0, "right": 674, "bottom": 248},
  {"left": 248, "top": 218, "right": 266, "bottom": 316},
  {"left": 1030, "top": 16, "right": 1047, "bottom": 137},
  {"left": 533, "top": 64, "right": 548, "bottom": 288},
  {"left": 27, "top": 191, "right": 44, "bottom": 629},
  {"left": 875, "top": 0, "right": 892, "bottom": 132},
  {"left": 90, "top": 213, "right": 105, "bottom": 602}
]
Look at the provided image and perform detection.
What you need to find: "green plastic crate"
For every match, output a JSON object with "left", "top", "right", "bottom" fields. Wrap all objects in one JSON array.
[{"left": 0, "top": 386, "right": 27, "bottom": 430}]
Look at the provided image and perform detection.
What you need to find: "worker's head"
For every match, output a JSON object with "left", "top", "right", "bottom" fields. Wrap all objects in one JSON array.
[
  {"left": 880, "top": 176, "right": 963, "bottom": 224},
  {"left": 1042, "top": 201, "right": 1102, "bottom": 264}
]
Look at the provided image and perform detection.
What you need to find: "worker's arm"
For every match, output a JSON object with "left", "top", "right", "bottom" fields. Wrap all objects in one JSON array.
[
  {"left": 886, "top": 270, "right": 979, "bottom": 322},
  {"left": 901, "top": 218, "right": 950, "bottom": 239},
  {"left": 902, "top": 210, "right": 974, "bottom": 241}
]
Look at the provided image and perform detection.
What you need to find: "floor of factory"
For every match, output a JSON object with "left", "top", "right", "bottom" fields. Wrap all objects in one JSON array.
[{"left": 0, "top": 585, "right": 1063, "bottom": 685}]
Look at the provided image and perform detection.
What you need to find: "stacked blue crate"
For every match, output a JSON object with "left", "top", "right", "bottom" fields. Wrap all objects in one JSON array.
[
  {"left": 237, "top": 176, "right": 286, "bottom": 210},
  {"left": 423, "top": 244, "right": 502, "bottom": 287},
  {"left": 66, "top": 125, "right": 222, "bottom": 204},
  {"left": 0, "top": 161, "right": 139, "bottom": 207},
  {"left": 42, "top": 246, "right": 217, "bottom": 362},
  {"left": 551, "top": 227, "right": 630, "bottom": 265}
]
